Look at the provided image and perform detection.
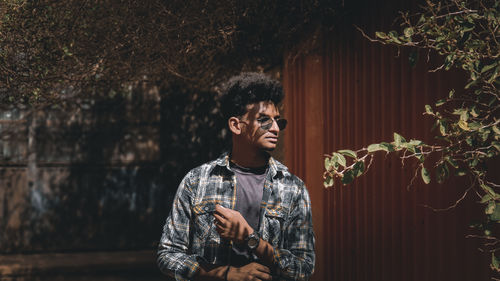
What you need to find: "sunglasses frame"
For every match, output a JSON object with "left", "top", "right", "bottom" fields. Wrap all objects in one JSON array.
[{"left": 257, "top": 116, "right": 287, "bottom": 131}]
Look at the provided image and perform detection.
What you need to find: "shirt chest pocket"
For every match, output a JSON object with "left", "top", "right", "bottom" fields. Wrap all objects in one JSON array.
[
  {"left": 191, "top": 202, "right": 222, "bottom": 263},
  {"left": 264, "top": 206, "right": 288, "bottom": 247},
  {"left": 192, "top": 202, "right": 218, "bottom": 242}
]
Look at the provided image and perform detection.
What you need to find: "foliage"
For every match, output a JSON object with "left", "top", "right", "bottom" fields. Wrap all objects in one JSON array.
[
  {"left": 0, "top": 0, "right": 341, "bottom": 106},
  {"left": 323, "top": 0, "right": 500, "bottom": 271}
]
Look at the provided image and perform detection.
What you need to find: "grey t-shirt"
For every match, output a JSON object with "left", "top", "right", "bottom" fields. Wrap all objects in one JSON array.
[{"left": 230, "top": 161, "right": 267, "bottom": 265}]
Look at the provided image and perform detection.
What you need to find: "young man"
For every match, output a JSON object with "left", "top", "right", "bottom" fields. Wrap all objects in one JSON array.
[{"left": 157, "top": 72, "right": 315, "bottom": 281}]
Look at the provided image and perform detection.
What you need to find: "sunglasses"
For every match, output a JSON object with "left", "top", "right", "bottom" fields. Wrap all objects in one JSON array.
[{"left": 256, "top": 116, "right": 288, "bottom": 131}]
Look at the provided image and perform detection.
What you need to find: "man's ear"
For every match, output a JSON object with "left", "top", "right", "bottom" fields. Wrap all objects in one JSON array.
[{"left": 228, "top": 117, "right": 242, "bottom": 135}]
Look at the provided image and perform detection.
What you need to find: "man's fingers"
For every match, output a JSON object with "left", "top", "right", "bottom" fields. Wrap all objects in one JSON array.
[
  {"left": 215, "top": 204, "right": 230, "bottom": 217},
  {"left": 213, "top": 212, "right": 227, "bottom": 225},
  {"left": 215, "top": 222, "right": 225, "bottom": 232},
  {"left": 215, "top": 226, "right": 231, "bottom": 240},
  {"left": 252, "top": 271, "right": 272, "bottom": 281},
  {"left": 254, "top": 264, "right": 271, "bottom": 274},
  {"left": 214, "top": 225, "right": 223, "bottom": 234}
]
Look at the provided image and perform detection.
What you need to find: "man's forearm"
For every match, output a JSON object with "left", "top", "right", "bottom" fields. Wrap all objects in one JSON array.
[
  {"left": 253, "top": 238, "right": 276, "bottom": 268},
  {"left": 193, "top": 262, "right": 229, "bottom": 281},
  {"left": 254, "top": 237, "right": 315, "bottom": 280}
]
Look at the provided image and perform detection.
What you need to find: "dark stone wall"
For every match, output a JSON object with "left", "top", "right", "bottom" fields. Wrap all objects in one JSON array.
[{"left": 0, "top": 86, "right": 227, "bottom": 253}]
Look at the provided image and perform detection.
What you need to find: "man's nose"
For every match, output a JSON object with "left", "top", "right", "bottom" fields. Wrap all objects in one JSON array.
[{"left": 269, "top": 119, "right": 280, "bottom": 134}]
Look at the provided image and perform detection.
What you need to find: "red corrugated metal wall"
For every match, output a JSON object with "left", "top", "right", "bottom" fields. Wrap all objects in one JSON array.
[{"left": 282, "top": 1, "right": 492, "bottom": 280}]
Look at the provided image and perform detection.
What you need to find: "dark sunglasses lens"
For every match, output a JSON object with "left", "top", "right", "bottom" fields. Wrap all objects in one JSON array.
[
  {"left": 259, "top": 118, "right": 287, "bottom": 130},
  {"left": 277, "top": 119, "right": 287, "bottom": 130},
  {"left": 261, "top": 122, "right": 273, "bottom": 130}
]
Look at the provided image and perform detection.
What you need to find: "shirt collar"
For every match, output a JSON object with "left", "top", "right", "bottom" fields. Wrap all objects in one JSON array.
[{"left": 211, "top": 152, "right": 286, "bottom": 178}]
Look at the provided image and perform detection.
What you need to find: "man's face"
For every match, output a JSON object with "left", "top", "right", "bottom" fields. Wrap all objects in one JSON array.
[{"left": 239, "top": 101, "right": 281, "bottom": 151}]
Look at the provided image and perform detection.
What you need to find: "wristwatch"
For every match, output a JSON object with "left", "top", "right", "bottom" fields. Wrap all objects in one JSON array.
[{"left": 246, "top": 231, "right": 260, "bottom": 251}]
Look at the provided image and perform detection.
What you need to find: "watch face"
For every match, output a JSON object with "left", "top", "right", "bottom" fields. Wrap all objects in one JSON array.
[
  {"left": 248, "top": 237, "right": 259, "bottom": 248},
  {"left": 247, "top": 232, "right": 260, "bottom": 249}
]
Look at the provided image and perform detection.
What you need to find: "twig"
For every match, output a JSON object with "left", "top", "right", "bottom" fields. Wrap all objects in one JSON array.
[
  {"left": 466, "top": 234, "right": 500, "bottom": 241},
  {"left": 434, "top": 9, "right": 478, "bottom": 19},
  {"left": 420, "top": 186, "right": 473, "bottom": 211},
  {"left": 429, "top": 64, "right": 445, "bottom": 73},
  {"left": 407, "top": 164, "right": 421, "bottom": 191},
  {"left": 354, "top": 25, "right": 382, "bottom": 43}
]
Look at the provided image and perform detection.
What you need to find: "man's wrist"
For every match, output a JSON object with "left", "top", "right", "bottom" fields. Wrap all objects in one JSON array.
[
  {"left": 245, "top": 231, "right": 260, "bottom": 251},
  {"left": 251, "top": 237, "right": 276, "bottom": 269},
  {"left": 237, "top": 226, "right": 254, "bottom": 243}
]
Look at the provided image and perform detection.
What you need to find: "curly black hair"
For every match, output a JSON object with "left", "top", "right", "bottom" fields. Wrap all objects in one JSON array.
[{"left": 220, "top": 72, "right": 284, "bottom": 122}]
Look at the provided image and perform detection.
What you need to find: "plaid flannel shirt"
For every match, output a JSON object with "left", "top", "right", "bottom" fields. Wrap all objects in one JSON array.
[{"left": 157, "top": 153, "right": 315, "bottom": 280}]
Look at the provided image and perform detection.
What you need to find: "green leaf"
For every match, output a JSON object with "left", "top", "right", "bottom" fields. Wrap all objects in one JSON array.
[
  {"left": 480, "top": 129, "right": 490, "bottom": 141},
  {"left": 444, "top": 54, "right": 454, "bottom": 70},
  {"left": 458, "top": 120, "right": 469, "bottom": 131},
  {"left": 435, "top": 99, "right": 446, "bottom": 106},
  {"left": 465, "top": 79, "right": 477, "bottom": 89},
  {"left": 341, "top": 170, "right": 355, "bottom": 185},
  {"left": 466, "top": 137, "right": 475, "bottom": 146},
  {"left": 388, "top": 31, "right": 402, "bottom": 43},
  {"left": 488, "top": 65, "right": 499, "bottom": 83},
  {"left": 469, "top": 157, "right": 479, "bottom": 168},
  {"left": 439, "top": 120, "right": 448, "bottom": 136},
  {"left": 333, "top": 152, "right": 346, "bottom": 168},
  {"left": 493, "top": 125, "right": 500, "bottom": 135},
  {"left": 492, "top": 254, "right": 500, "bottom": 271},
  {"left": 330, "top": 153, "right": 339, "bottom": 169},
  {"left": 367, "top": 143, "right": 383, "bottom": 153},
  {"left": 460, "top": 110, "right": 469, "bottom": 122},
  {"left": 425, "top": 104, "right": 433, "bottom": 114},
  {"left": 394, "top": 132, "right": 405, "bottom": 146},
  {"left": 338, "top": 149, "right": 357, "bottom": 159},
  {"left": 490, "top": 203, "right": 500, "bottom": 221},
  {"left": 324, "top": 175, "right": 334, "bottom": 187},
  {"left": 353, "top": 161, "right": 365, "bottom": 177},
  {"left": 448, "top": 89, "right": 455, "bottom": 98},
  {"left": 408, "top": 139, "right": 423, "bottom": 146},
  {"left": 325, "top": 157, "right": 332, "bottom": 170},
  {"left": 403, "top": 27, "right": 414, "bottom": 37},
  {"left": 469, "top": 122, "right": 481, "bottom": 130},
  {"left": 481, "top": 62, "right": 497, "bottom": 73},
  {"left": 380, "top": 142, "right": 395, "bottom": 152},
  {"left": 421, "top": 167, "right": 431, "bottom": 184},
  {"left": 453, "top": 108, "right": 466, "bottom": 115},
  {"left": 436, "top": 162, "right": 449, "bottom": 184},
  {"left": 486, "top": 201, "right": 495, "bottom": 215},
  {"left": 375, "top": 31, "right": 388, "bottom": 39},
  {"left": 415, "top": 153, "right": 425, "bottom": 163},
  {"left": 445, "top": 157, "right": 459, "bottom": 169},
  {"left": 403, "top": 144, "right": 416, "bottom": 153},
  {"left": 417, "top": 14, "right": 425, "bottom": 24},
  {"left": 481, "top": 184, "right": 498, "bottom": 199},
  {"left": 480, "top": 194, "right": 493, "bottom": 204},
  {"left": 492, "top": 141, "right": 500, "bottom": 152}
]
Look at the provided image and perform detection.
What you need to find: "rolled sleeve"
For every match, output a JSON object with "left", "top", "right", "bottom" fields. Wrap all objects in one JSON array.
[{"left": 174, "top": 254, "right": 201, "bottom": 281}]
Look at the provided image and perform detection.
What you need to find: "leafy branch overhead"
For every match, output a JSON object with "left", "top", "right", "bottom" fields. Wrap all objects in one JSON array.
[
  {"left": 324, "top": 0, "right": 499, "bottom": 271},
  {"left": 0, "top": 0, "right": 341, "bottom": 106}
]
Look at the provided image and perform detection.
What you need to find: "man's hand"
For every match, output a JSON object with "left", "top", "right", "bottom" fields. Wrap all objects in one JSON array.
[
  {"left": 227, "top": 263, "right": 272, "bottom": 281},
  {"left": 213, "top": 204, "right": 253, "bottom": 243}
]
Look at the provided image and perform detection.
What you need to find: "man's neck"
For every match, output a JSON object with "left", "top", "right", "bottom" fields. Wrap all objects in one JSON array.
[{"left": 230, "top": 145, "right": 269, "bottom": 168}]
